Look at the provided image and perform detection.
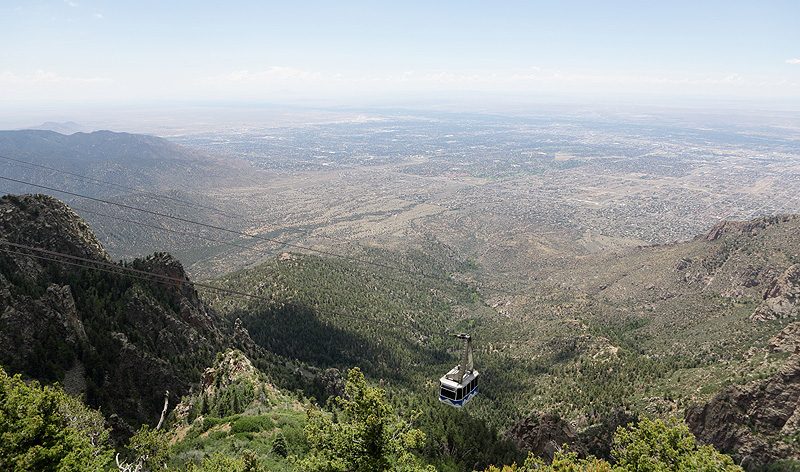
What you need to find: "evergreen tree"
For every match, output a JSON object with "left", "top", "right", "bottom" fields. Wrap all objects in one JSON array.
[
  {"left": 273, "top": 432, "right": 289, "bottom": 458},
  {"left": 0, "top": 366, "right": 112, "bottom": 471},
  {"left": 295, "top": 367, "right": 433, "bottom": 472},
  {"left": 480, "top": 417, "right": 742, "bottom": 472},
  {"left": 118, "top": 424, "right": 171, "bottom": 472}
]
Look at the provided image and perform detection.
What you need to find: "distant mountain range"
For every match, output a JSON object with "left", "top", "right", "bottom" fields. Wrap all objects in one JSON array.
[
  {"left": 22, "top": 121, "right": 90, "bottom": 134},
  {"left": 0, "top": 129, "right": 257, "bottom": 197},
  {"left": 0, "top": 129, "right": 273, "bottom": 264}
]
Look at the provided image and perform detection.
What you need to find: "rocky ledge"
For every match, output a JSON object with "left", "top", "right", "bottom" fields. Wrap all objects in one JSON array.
[
  {"left": 751, "top": 263, "right": 800, "bottom": 322},
  {"left": 686, "top": 353, "right": 800, "bottom": 469}
]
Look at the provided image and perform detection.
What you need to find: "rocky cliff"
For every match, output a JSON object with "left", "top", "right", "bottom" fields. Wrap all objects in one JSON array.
[
  {"left": 767, "top": 322, "right": 800, "bottom": 353},
  {"left": 686, "top": 352, "right": 800, "bottom": 469},
  {"left": 0, "top": 194, "right": 239, "bottom": 432},
  {"left": 505, "top": 413, "right": 586, "bottom": 463},
  {"left": 751, "top": 263, "right": 800, "bottom": 322},
  {"left": 505, "top": 409, "right": 638, "bottom": 464},
  {"left": 704, "top": 215, "right": 798, "bottom": 242},
  {"left": 0, "top": 193, "right": 108, "bottom": 267}
]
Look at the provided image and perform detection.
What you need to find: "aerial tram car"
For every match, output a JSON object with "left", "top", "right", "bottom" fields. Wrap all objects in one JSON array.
[{"left": 438, "top": 333, "right": 479, "bottom": 408}]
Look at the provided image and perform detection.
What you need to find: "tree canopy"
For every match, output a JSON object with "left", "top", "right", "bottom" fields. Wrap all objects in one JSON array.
[
  {"left": 481, "top": 417, "right": 742, "bottom": 472},
  {"left": 295, "top": 367, "right": 434, "bottom": 472},
  {"left": 0, "top": 366, "right": 112, "bottom": 471}
]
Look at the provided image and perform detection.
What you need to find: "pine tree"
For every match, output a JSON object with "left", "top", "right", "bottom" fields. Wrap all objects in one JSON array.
[
  {"left": 0, "top": 366, "right": 112, "bottom": 471},
  {"left": 295, "top": 367, "right": 433, "bottom": 472}
]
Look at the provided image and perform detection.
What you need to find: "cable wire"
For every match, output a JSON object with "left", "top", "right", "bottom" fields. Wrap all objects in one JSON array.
[
  {"left": 0, "top": 175, "right": 529, "bottom": 299},
  {"left": 0, "top": 239, "right": 413, "bottom": 330},
  {"left": 0, "top": 153, "right": 246, "bottom": 220},
  {"left": 0, "top": 175, "right": 401, "bottom": 271}
]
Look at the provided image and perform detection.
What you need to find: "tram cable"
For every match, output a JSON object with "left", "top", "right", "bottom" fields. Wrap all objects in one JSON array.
[
  {"left": 68, "top": 204, "right": 264, "bottom": 253},
  {"left": 0, "top": 237, "right": 527, "bottom": 345},
  {"left": 0, "top": 175, "right": 402, "bottom": 272},
  {"left": 0, "top": 152, "right": 560, "bottom": 268},
  {"left": 0, "top": 154, "right": 246, "bottom": 221},
  {"left": 0, "top": 174, "right": 535, "bottom": 299},
  {"left": 10, "top": 146, "right": 786, "bottom": 307},
  {"left": 0, "top": 151, "right": 755, "bottom": 301},
  {"left": 0, "top": 239, "right": 412, "bottom": 331},
  {"left": 0, "top": 238, "right": 490, "bottom": 407}
]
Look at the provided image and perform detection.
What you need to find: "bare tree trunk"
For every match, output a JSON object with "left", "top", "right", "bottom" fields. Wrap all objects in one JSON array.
[{"left": 155, "top": 390, "right": 169, "bottom": 431}]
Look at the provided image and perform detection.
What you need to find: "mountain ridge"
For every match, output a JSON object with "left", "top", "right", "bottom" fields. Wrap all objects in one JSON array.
[{"left": 0, "top": 193, "right": 234, "bottom": 430}]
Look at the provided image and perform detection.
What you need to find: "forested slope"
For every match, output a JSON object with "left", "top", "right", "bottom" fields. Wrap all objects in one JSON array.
[{"left": 0, "top": 193, "right": 236, "bottom": 428}]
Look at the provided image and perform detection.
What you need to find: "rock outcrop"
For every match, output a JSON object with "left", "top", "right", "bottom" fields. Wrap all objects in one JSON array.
[
  {"left": 506, "top": 414, "right": 586, "bottom": 463},
  {"left": 705, "top": 215, "right": 797, "bottom": 241},
  {"left": 172, "top": 350, "right": 301, "bottom": 433},
  {"left": 0, "top": 279, "right": 88, "bottom": 369},
  {"left": 767, "top": 322, "right": 800, "bottom": 353},
  {"left": 0, "top": 194, "right": 229, "bottom": 431},
  {"left": 751, "top": 264, "right": 800, "bottom": 321},
  {"left": 686, "top": 354, "right": 800, "bottom": 469},
  {"left": 199, "top": 349, "right": 258, "bottom": 397},
  {"left": 0, "top": 194, "right": 109, "bottom": 276},
  {"left": 318, "top": 367, "right": 346, "bottom": 399},
  {"left": 578, "top": 408, "right": 638, "bottom": 461}
]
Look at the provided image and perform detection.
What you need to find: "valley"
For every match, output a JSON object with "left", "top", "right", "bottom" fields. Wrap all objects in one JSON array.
[{"left": 1, "top": 103, "right": 800, "bottom": 470}]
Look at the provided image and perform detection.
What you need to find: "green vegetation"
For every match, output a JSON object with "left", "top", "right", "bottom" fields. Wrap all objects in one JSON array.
[
  {"left": 120, "top": 424, "right": 172, "bottom": 471},
  {"left": 0, "top": 361, "right": 744, "bottom": 472},
  {"left": 0, "top": 366, "right": 112, "bottom": 471},
  {"left": 0, "top": 250, "right": 221, "bottom": 426},
  {"left": 612, "top": 417, "right": 741, "bottom": 471},
  {"left": 296, "top": 367, "right": 433, "bottom": 472},
  {"left": 198, "top": 244, "right": 800, "bottom": 468},
  {"left": 166, "top": 350, "right": 521, "bottom": 471},
  {"left": 4, "top": 191, "right": 800, "bottom": 470},
  {"left": 482, "top": 417, "right": 742, "bottom": 472}
]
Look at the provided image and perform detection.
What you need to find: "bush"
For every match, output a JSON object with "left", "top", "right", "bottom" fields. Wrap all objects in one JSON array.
[
  {"left": 231, "top": 415, "right": 275, "bottom": 435},
  {"left": 209, "top": 430, "right": 228, "bottom": 440},
  {"left": 613, "top": 417, "right": 743, "bottom": 472},
  {"left": 0, "top": 367, "right": 113, "bottom": 471}
]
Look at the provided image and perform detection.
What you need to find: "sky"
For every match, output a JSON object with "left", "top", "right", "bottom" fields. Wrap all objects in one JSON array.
[{"left": 1, "top": 1, "right": 799, "bottom": 105}]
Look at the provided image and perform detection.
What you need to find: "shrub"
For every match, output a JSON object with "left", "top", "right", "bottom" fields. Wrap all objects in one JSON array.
[{"left": 231, "top": 415, "right": 275, "bottom": 435}]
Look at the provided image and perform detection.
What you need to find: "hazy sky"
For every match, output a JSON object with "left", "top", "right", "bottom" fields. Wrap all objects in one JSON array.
[{"left": 1, "top": 1, "right": 799, "bottom": 104}]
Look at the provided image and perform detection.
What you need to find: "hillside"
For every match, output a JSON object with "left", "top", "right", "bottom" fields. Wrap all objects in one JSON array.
[
  {"left": 3, "top": 192, "right": 800, "bottom": 470},
  {"left": 0, "top": 129, "right": 255, "bottom": 194},
  {"left": 202, "top": 211, "right": 800, "bottom": 469},
  {"left": 0, "top": 129, "right": 271, "bottom": 264},
  {"left": 0, "top": 193, "right": 239, "bottom": 429},
  {"left": 0, "top": 193, "right": 522, "bottom": 470},
  {"left": 0, "top": 193, "right": 353, "bottom": 431}
]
